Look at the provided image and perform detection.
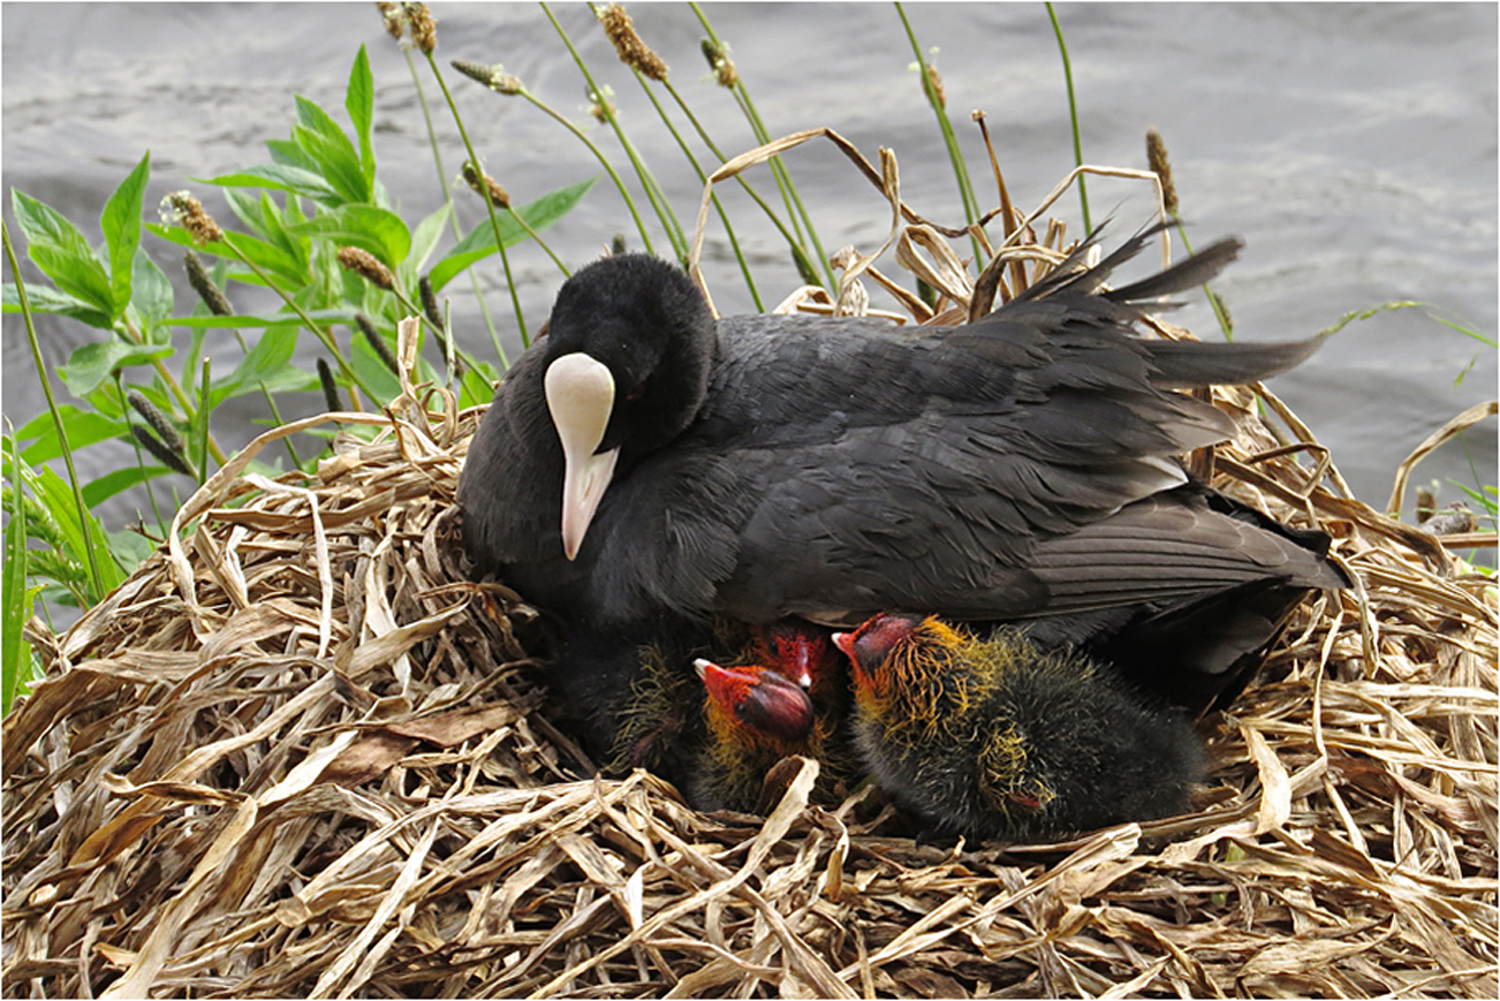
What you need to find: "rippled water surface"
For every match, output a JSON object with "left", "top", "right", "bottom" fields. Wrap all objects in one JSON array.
[{"left": 4, "top": 3, "right": 1496, "bottom": 538}]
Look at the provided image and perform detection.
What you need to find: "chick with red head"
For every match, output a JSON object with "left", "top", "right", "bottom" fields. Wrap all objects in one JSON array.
[
  {"left": 836, "top": 613, "right": 1205, "bottom": 842},
  {"left": 602, "top": 617, "right": 852, "bottom": 812},
  {"left": 691, "top": 659, "right": 819, "bottom": 811}
]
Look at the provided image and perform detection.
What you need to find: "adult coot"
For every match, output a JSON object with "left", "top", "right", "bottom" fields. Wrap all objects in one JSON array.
[{"left": 458, "top": 225, "right": 1348, "bottom": 718}]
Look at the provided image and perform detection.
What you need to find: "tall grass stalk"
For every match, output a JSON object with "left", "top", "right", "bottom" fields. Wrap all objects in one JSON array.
[
  {"left": 453, "top": 61, "right": 661, "bottom": 262},
  {"left": 400, "top": 45, "right": 506, "bottom": 363},
  {"left": 423, "top": 53, "right": 530, "bottom": 352},
  {"left": 690, "top": 3, "right": 835, "bottom": 289},
  {"left": 2, "top": 221, "right": 107, "bottom": 597},
  {"left": 652, "top": 76, "right": 825, "bottom": 291},
  {"left": 115, "top": 377, "right": 173, "bottom": 533},
  {"left": 543, "top": 3, "right": 690, "bottom": 260},
  {"left": 597, "top": 8, "right": 763, "bottom": 306},
  {"left": 1147, "top": 128, "right": 1235, "bottom": 341},
  {"left": 196, "top": 358, "right": 211, "bottom": 483},
  {"left": 3, "top": 426, "right": 33, "bottom": 714},
  {"left": 112, "top": 301, "right": 230, "bottom": 467},
  {"left": 1046, "top": 3, "right": 1092, "bottom": 233},
  {"left": 637, "top": 80, "right": 762, "bottom": 305},
  {"left": 895, "top": 3, "right": 985, "bottom": 265},
  {"left": 218, "top": 240, "right": 379, "bottom": 407}
]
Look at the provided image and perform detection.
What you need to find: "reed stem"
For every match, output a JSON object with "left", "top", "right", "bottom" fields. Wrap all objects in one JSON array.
[
  {"left": 543, "top": 2, "right": 690, "bottom": 260},
  {"left": 690, "top": 3, "right": 835, "bottom": 289},
  {"left": 895, "top": 3, "right": 985, "bottom": 265},
  {"left": 402, "top": 45, "right": 506, "bottom": 362},
  {"left": 423, "top": 51, "right": 528, "bottom": 352},
  {"left": 2, "top": 220, "right": 109, "bottom": 595},
  {"left": 1046, "top": 3, "right": 1092, "bottom": 233}
]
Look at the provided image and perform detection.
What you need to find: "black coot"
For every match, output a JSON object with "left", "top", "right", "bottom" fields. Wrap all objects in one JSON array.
[{"left": 457, "top": 225, "right": 1349, "bottom": 720}]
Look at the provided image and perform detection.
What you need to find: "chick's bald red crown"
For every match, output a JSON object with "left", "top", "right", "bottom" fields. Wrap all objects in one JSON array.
[
  {"left": 833, "top": 613, "right": 927, "bottom": 678},
  {"left": 696, "top": 659, "right": 814, "bottom": 742}
]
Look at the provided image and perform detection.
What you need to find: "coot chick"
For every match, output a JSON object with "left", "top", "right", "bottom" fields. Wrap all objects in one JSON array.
[
  {"left": 596, "top": 626, "right": 848, "bottom": 811},
  {"left": 690, "top": 660, "right": 823, "bottom": 811},
  {"left": 458, "top": 224, "right": 1347, "bottom": 713},
  {"left": 835, "top": 613, "right": 1206, "bottom": 843}
]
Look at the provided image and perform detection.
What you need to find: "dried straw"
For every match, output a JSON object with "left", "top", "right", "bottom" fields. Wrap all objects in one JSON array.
[{"left": 3, "top": 163, "right": 1496, "bottom": 999}]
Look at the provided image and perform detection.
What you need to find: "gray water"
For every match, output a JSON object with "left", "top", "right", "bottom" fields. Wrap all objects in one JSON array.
[{"left": 4, "top": 3, "right": 1496, "bottom": 547}]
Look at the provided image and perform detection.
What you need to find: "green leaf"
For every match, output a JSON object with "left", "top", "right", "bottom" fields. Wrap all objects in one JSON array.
[
  {"left": 256, "top": 193, "right": 310, "bottom": 274},
  {"left": 350, "top": 328, "right": 402, "bottom": 405},
  {"left": 266, "top": 137, "right": 321, "bottom": 174},
  {"left": 132, "top": 247, "right": 175, "bottom": 329},
  {"left": 164, "top": 307, "right": 353, "bottom": 329},
  {"left": 293, "top": 95, "right": 369, "bottom": 204},
  {"left": 148, "top": 224, "right": 307, "bottom": 287},
  {"left": 106, "top": 528, "right": 157, "bottom": 573},
  {"left": 100, "top": 151, "right": 151, "bottom": 320},
  {"left": 346, "top": 46, "right": 376, "bottom": 186},
  {"left": 409, "top": 204, "right": 453, "bottom": 273},
  {"left": 223, "top": 187, "right": 273, "bottom": 239},
  {"left": 287, "top": 205, "right": 411, "bottom": 270},
  {"left": 24, "top": 465, "right": 124, "bottom": 601},
  {"left": 3, "top": 435, "right": 33, "bottom": 714},
  {"left": 458, "top": 365, "right": 501, "bottom": 409},
  {"left": 200, "top": 165, "right": 338, "bottom": 205},
  {"left": 57, "top": 342, "right": 174, "bottom": 397},
  {"left": 80, "top": 464, "right": 168, "bottom": 508},
  {"left": 15, "top": 406, "right": 130, "bottom": 464},
  {"left": 10, "top": 190, "right": 116, "bottom": 312},
  {"left": 214, "top": 323, "right": 298, "bottom": 399},
  {"left": 295, "top": 128, "right": 368, "bottom": 205},
  {"left": 2, "top": 283, "right": 114, "bottom": 329},
  {"left": 430, "top": 177, "right": 598, "bottom": 291}
]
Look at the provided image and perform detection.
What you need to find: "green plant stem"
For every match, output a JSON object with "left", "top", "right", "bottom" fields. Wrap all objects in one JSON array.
[
  {"left": 545, "top": 3, "right": 689, "bottom": 260},
  {"left": 1046, "top": 2, "right": 1091, "bottom": 233},
  {"left": 197, "top": 358, "right": 211, "bottom": 483},
  {"left": 225, "top": 328, "right": 301, "bottom": 471},
  {"left": 522, "top": 90, "right": 658, "bottom": 257},
  {"left": 658, "top": 79, "right": 824, "bottom": 289},
  {"left": 388, "top": 286, "right": 484, "bottom": 373},
  {"left": 423, "top": 51, "right": 529, "bottom": 352},
  {"left": 1164, "top": 220, "right": 1235, "bottom": 341},
  {"left": 691, "top": 2, "right": 836, "bottom": 289},
  {"left": 113, "top": 376, "right": 170, "bottom": 532},
  {"left": 113, "top": 314, "right": 228, "bottom": 466},
  {"left": 402, "top": 46, "right": 505, "bottom": 363},
  {"left": 2, "top": 220, "right": 106, "bottom": 597},
  {"left": 222, "top": 243, "right": 378, "bottom": 407},
  {"left": 626, "top": 71, "right": 762, "bottom": 307},
  {"left": 895, "top": 2, "right": 984, "bottom": 265}
]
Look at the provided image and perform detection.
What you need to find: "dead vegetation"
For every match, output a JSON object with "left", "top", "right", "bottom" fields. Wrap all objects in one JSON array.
[{"left": 3, "top": 148, "right": 1497, "bottom": 998}]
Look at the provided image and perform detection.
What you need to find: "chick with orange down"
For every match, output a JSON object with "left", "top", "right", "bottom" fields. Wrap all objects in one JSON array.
[
  {"left": 835, "top": 613, "right": 1206, "bottom": 842},
  {"left": 690, "top": 659, "right": 825, "bottom": 811},
  {"left": 603, "top": 618, "right": 852, "bottom": 811}
]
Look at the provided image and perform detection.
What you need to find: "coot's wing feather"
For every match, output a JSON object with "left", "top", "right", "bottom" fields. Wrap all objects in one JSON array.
[
  {"left": 577, "top": 280, "right": 1333, "bottom": 627},
  {"left": 1024, "top": 490, "right": 1350, "bottom": 614}
]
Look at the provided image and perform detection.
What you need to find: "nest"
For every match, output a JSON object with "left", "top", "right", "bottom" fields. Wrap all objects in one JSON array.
[{"left": 4, "top": 205, "right": 1497, "bottom": 1000}]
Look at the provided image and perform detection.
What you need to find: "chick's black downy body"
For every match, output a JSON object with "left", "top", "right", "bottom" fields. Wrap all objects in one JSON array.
[
  {"left": 457, "top": 225, "right": 1349, "bottom": 737},
  {"left": 838, "top": 614, "right": 1206, "bottom": 843}
]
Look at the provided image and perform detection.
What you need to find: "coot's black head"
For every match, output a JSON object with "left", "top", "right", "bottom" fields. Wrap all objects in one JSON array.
[{"left": 540, "top": 254, "right": 717, "bottom": 558}]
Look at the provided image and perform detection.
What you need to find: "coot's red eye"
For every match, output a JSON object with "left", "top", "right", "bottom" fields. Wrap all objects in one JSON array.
[{"left": 624, "top": 379, "right": 646, "bottom": 401}]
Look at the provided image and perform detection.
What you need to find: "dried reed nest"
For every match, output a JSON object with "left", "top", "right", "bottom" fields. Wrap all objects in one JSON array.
[{"left": 4, "top": 145, "right": 1497, "bottom": 999}]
